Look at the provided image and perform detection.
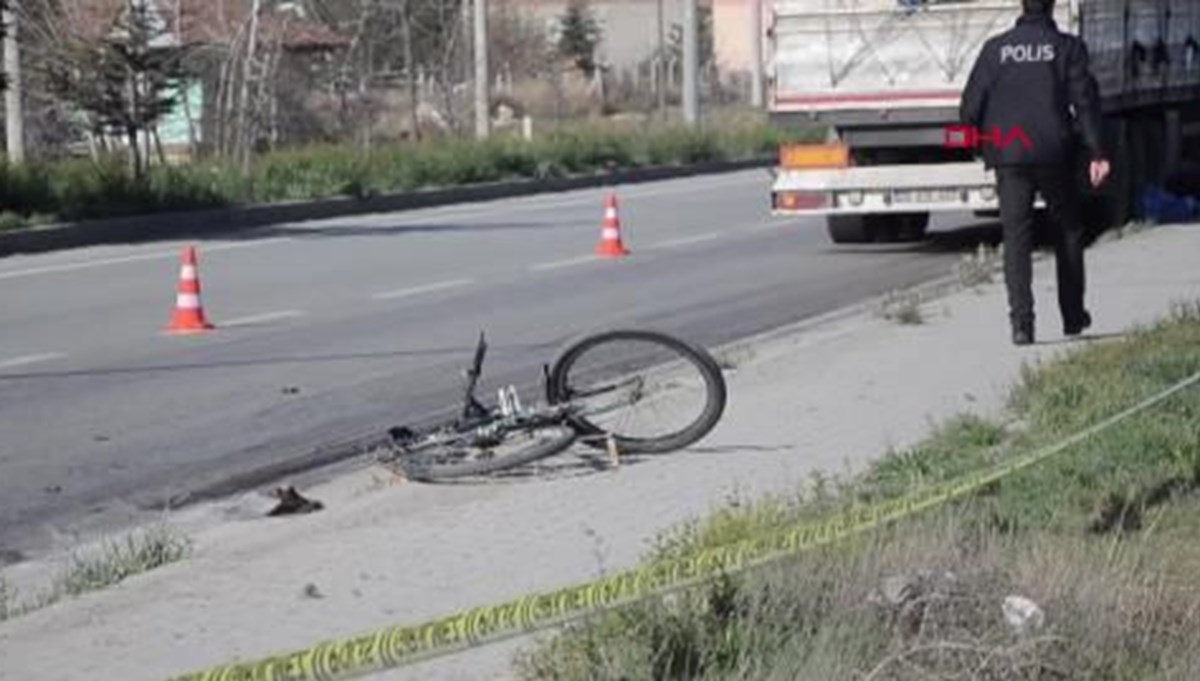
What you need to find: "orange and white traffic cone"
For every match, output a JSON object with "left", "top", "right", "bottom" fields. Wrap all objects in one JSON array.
[
  {"left": 595, "top": 192, "right": 630, "bottom": 258},
  {"left": 164, "top": 245, "right": 215, "bottom": 334}
]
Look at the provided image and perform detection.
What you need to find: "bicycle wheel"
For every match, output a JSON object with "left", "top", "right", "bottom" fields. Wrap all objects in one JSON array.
[
  {"left": 545, "top": 329, "right": 727, "bottom": 454},
  {"left": 390, "top": 423, "right": 578, "bottom": 482}
]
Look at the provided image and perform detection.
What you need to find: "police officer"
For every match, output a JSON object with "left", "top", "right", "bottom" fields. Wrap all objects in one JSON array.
[{"left": 960, "top": 0, "right": 1111, "bottom": 345}]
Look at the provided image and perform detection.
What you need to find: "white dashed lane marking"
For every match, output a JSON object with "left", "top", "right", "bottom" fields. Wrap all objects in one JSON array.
[
  {"left": 0, "top": 238, "right": 293, "bottom": 281},
  {"left": 528, "top": 256, "right": 604, "bottom": 272},
  {"left": 647, "top": 233, "right": 721, "bottom": 250},
  {"left": 221, "top": 310, "right": 307, "bottom": 328},
  {"left": 371, "top": 279, "right": 475, "bottom": 301},
  {"left": 0, "top": 353, "right": 67, "bottom": 371}
]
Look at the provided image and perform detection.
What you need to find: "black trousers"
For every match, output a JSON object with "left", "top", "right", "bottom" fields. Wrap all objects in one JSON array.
[{"left": 995, "top": 164, "right": 1088, "bottom": 330}]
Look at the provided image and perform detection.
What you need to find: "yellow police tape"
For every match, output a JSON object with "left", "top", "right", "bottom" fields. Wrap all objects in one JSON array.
[{"left": 167, "top": 370, "right": 1200, "bottom": 681}]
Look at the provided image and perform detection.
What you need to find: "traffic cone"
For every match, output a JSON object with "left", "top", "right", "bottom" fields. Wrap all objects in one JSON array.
[
  {"left": 595, "top": 193, "right": 630, "bottom": 258},
  {"left": 164, "top": 245, "right": 215, "bottom": 334}
]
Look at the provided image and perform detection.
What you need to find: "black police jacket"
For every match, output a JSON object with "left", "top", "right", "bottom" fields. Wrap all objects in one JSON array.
[{"left": 959, "top": 13, "right": 1105, "bottom": 168}]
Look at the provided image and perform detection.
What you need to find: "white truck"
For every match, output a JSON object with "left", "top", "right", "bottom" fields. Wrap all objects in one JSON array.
[{"left": 766, "top": 0, "right": 1200, "bottom": 244}]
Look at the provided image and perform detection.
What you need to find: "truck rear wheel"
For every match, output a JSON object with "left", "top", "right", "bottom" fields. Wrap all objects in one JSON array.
[
  {"left": 827, "top": 213, "right": 929, "bottom": 244},
  {"left": 889, "top": 212, "right": 930, "bottom": 242},
  {"left": 827, "top": 215, "right": 875, "bottom": 243}
]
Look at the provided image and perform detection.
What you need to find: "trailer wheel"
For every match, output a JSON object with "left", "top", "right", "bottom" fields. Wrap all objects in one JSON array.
[
  {"left": 828, "top": 213, "right": 928, "bottom": 244},
  {"left": 827, "top": 215, "right": 876, "bottom": 243},
  {"left": 891, "top": 212, "right": 930, "bottom": 242}
]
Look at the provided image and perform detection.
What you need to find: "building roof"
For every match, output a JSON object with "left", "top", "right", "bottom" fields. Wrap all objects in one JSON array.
[{"left": 68, "top": 0, "right": 348, "bottom": 50}]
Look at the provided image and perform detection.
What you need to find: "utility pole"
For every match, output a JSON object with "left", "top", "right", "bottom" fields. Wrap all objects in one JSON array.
[
  {"left": 472, "top": 0, "right": 489, "bottom": 139},
  {"left": 750, "top": 0, "right": 764, "bottom": 108},
  {"left": 681, "top": 0, "right": 698, "bottom": 125},
  {"left": 3, "top": 0, "right": 24, "bottom": 164}
]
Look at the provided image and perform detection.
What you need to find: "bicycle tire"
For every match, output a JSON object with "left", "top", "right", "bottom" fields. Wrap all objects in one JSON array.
[
  {"left": 545, "top": 329, "right": 727, "bottom": 454},
  {"left": 393, "top": 424, "right": 578, "bottom": 482}
]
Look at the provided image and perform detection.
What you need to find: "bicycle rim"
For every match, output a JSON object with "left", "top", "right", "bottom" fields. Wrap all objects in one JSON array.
[
  {"left": 545, "top": 329, "right": 727, "bottom": 454},
  {"left": 393, "top": 424, "right": 577, "bottom": 482}
]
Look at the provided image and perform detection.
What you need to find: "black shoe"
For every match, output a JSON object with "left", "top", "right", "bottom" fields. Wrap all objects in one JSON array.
[
  {"left": 1064, "top": 311, "right": 1092, "bottom": 336},
  {"left": 1012, "top": 327, "right": 1034, "bottom": 346}
]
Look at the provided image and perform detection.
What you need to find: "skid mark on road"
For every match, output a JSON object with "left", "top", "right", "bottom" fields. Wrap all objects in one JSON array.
[
  {"left": 0, "top": 238, "right": 294, "bottom": 280},
  {"left": 0, "top": 353, "right": 66, "bottom": 371},
  {"left": 371, "top": 279, "right": 475, "bottom": 301}
]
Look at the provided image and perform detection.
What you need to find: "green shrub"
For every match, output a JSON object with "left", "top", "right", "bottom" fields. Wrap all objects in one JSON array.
[{"left": 0, "top": 117, "right": 821, "bottom": 230}]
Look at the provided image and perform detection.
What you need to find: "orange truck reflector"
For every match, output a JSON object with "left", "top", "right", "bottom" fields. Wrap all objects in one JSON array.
[{"left": 779, "top": 143, "right": 850, "bottom": 169}]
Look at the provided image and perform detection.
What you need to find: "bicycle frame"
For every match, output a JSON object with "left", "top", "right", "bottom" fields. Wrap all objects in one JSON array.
[
  {"left": 384, "top": 327, "right": 729, "bottom": 478},
  {"left": 393, "top": 330, "right": 652, "bottom": 452},
  {"left": 449, "top": 331, "right": 565, "bottom": 434}
]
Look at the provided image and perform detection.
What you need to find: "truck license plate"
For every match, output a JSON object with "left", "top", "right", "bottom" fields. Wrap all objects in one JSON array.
[{"left": 893, "top": 189, "right": 960, "bottom": 204}]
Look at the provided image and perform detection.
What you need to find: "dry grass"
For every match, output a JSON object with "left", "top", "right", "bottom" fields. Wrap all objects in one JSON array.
[
  {"left": 955, "top": 243, "right": 1001, "bottom": 290},
  {"left": 879, "top": 289, "right": 926, "bottom": 325},
  {"left": 0, "top": 577, "right": 14, "bottom": 622},
  {"left": 516, "top": 301, "right": 1200, "bottom": 680},
  {"left": 0, "top": 523, "right": 190, "bottom": 621},
  {"left": 516, "top": 506, "right": 1200, "bottom": 681}
]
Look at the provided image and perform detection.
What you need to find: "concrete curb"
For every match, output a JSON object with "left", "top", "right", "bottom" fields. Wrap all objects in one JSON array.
[{"left": 0, "top": 158, "right": 772, "bottom": 258}]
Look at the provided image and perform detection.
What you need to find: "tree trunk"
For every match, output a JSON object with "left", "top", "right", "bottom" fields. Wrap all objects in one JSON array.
[
  {"left": 128, "top": 66, "right": 144, "bottom": 180},
  {"left": 237, "top": 0, "right": 261, "bottom": 173},
  {"left": 153, "top": 128, "right": 164, "bottom": 165},
  {"left": 174, "top": 0, "right": 198, "bottom": 159},
  {"left": 401, "top": 0, "right": 420, "bottom": 141},
  {"left": 216, "top": 31, "right": 243, "bottom": 157},
  {"left": 128, "top": 126, "right": 143, "bottom": 181},
  {"left": 359, "top": 42, "right": 371, "bottom": 152}
]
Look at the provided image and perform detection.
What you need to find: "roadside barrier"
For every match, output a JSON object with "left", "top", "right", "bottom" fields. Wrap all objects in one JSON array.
[{"left": 167, "top": 369, "right": 1200, "bottom": 681}]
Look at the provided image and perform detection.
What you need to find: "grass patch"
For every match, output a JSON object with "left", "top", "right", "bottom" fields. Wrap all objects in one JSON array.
[
  {"left": 517, "top": 300, "right": 1200, "bottom": 679},
  {"left": 878, "top": 289, "right": 925, "bottom": 325},
  {"left": 0, "top": 576, "right": 14, "bottom": 621},
  {"left": 954, "top": 242, "right": 1001, "bottom": 289},
  {"left": 518, "top": 510, "right": 1200, "bottom": 681},
  {"left": 55, "top": 524, "right": 191, "bottom": 597},
  {"left": 0, "top": 116, "right": 820, "bottom": 230},
  {"left": 0, "top": 524, "right": 191, "bottom": 621}
]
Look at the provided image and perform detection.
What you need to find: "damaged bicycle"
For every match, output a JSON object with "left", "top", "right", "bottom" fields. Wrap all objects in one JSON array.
[{"left": 380, "top": 328, "right": 727, "bottom": 481}]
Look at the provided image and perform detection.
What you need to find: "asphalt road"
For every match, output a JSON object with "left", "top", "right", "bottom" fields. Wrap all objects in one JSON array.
[{"left": 0, "top": 169, "right": 995, "bottom": 560}]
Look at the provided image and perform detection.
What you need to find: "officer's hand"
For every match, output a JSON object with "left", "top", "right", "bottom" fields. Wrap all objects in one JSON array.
[{"left": 1089, "top": 159, "right": 1111, "bottom": 187}]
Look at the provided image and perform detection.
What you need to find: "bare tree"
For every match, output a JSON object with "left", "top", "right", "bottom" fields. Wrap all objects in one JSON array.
[
  {"left": 32, "top": 0, "right": 188, "bottom": 180},
  {"left": 236, "top": 0, "right": 261, "bottom": 170},
  {"left": 398, "top": 0, "right": 419, "bottom": 140}
]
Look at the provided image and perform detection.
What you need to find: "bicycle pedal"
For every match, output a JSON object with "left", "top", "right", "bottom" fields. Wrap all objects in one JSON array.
[{"left": 605, "top": 434, "right": 620, "bottom": 469}]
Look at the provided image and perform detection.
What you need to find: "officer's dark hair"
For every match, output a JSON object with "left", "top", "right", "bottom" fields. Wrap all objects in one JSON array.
[{"left": 1021, "top": 0, "right": 1055, "bottom": 13}]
